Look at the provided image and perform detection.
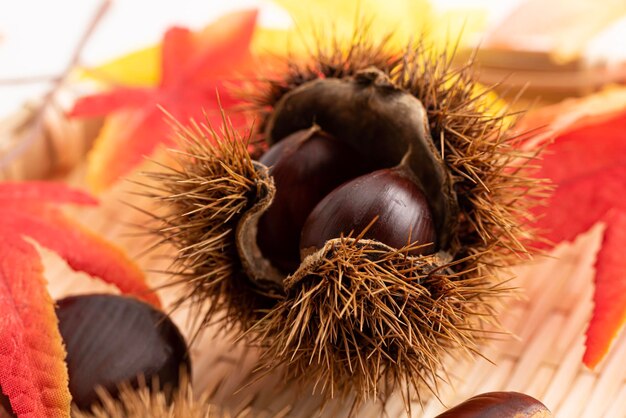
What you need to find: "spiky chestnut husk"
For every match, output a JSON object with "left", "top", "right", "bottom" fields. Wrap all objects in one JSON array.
[
  {"left": 252, "top": 236, "right": 506, "bottom": 407},
  {"left": 239, "top": 38, "right": 542, "bottom": 407},
  {"left": 72, "top": 380, "right": 251, "bottom": 418},
  {"left": 146, "top": 30, "right": 544, "bottom": 412},
  {"left": 142, "top": 118, "right": 280, "bottom": 331}
]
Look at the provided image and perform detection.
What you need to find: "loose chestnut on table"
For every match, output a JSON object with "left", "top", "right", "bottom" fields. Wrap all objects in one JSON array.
[
  {"left": 57, "top": 294, "right": 190, "bottom": 411},
  {"left": 148, "top": 35, "right": 543, "bottom": 410},
  {"left": 435, "top": 391, "right": 552, "bottom": 417}
]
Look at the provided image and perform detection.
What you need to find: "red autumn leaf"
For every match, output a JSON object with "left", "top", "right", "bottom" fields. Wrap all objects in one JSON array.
[
  {"left": 69, "top": 10, "right": 258, "bottom": 191},
  {"left": 521, "top": 89, "right": 626, "bottom": 368},
  {"left": 586, "top": 210, "right": 626, "bottom": 367},
  {"left": 0, "top": 181, "right": 98, "bottom": 206},
  {"left": 0, "top": 234, "right": 72, "bottom": 418},
  {"left": 0, "top": 207, "right": 159, "bottom": 307},
  {"left": 0, "top": 182, "right": 158, "bottom": 307}
]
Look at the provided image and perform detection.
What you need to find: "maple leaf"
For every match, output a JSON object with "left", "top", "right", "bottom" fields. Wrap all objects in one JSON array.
[
  {"left": 69, "top": 10, "right": 258, "bottom": 192},
  {"left": 520, "top": 89, "right": 626, "bottom": 368},
  {"left": 0, "top": 181, "right": 158, "bottom": 417},
  {"left": 0, "top": 181, "right": 158, "bottom": 306},
  {"left": 0, "top": 235, "right": 72, "bottom": 418}
]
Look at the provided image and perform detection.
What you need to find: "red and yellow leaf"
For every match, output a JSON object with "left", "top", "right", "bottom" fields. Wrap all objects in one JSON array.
[
  {"left": 70, "top": 10, "right": 258, "bottom": 191},
  {"left": 0, "top": 233, "right": 71, "bottom": 418},
  {"left": 84, "top": 108, "right": 168, "bottom": 193},
  {"left": 83, "top": 91, "right": 242, "bottom": 193},
  {"left": 522, "top": 88, "right": 626, "bottom": 368},
  {"left": 0, "top": 206, "right": 159, "bottom": 308}
]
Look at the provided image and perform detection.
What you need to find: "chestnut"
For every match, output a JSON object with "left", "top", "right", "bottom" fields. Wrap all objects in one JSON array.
[
  {"left": 55, "top": 294, "right": 190, "bottom": 411},
  {"left": 300, "top": 164, "right": 436, "bottom": 258},
  {"left": 257, "top": 127, "right": 368, "bottom": 273},
  {"left": 435, "top": 392, "right": 552, "bottom": 417}
]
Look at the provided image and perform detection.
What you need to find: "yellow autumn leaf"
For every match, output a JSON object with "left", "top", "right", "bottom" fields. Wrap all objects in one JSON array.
[
  {"left": 83, "top": 44, "right": 161, "bottom": 87},
  {"left": 268, "top": 0, "right": 432, "bottom": 47}
]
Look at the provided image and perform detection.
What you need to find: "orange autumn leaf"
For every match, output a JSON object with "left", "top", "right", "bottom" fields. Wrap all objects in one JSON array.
[
  {"left": 521, "top": 89, "right": 626, "bottom": 368},
  {"left": 70, "top": 10, "right": 258, "bottom": 192},
  {"left": 0, "top": 234, "right": 72, "bottom": 418},
  {"left": 0, "top": 207, "right": 159, "bottom": 307},
  {"left": 0, "top": 182, "right": 158, "bottom": 307}
]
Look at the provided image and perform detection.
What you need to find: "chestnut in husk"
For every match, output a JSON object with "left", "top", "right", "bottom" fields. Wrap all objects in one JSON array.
[
  {"left": 257, "top": 127, "right": 368, "bottom": 273},
  {"left": 300, "top": 163, "right": 436, "bottom": 258},
  {"left": 435, "top": 391, "right": 552, "bottom": 417},
  {"left": 56, "top": 294, "right": 190, "bottom": 411},
  {"left": 147, "top": 32, "right": 543, "bottom": 412}
]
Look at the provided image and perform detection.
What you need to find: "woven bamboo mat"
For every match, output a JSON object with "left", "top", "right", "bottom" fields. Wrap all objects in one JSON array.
[
  {"left": 1, "top": 107, "right": 620, "bottom": 415},
  {"left": 30, "top": 161, "right": 624, "bottom": 418}
]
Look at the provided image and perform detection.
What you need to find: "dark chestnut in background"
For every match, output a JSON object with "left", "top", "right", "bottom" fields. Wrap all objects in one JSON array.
[
  {"left": 300, "top": 165, "right": 437, "bottom": 257},
  {"left": 56, "top": 294, "right": 190, "bottom": 411},
  {"left": 257, "top": 128, "right": 369, "bottom": 273}
]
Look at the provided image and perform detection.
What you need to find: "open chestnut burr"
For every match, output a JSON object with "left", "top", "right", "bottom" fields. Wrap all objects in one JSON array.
[{"left": 145, "top": 35, "right": 543, "bottom": 411}]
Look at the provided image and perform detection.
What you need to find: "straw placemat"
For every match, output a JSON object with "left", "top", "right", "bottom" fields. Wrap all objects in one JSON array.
[{"left": 32, "top": 162, "right": 624, "bottom": 418}]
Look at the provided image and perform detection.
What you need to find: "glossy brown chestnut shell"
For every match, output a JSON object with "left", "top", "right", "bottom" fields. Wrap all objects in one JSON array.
[
  {"left": 300, "top": 164, "right": 436, "bottom": 258},
  {"left": 257, "top": 127, "right": 368, "bottom": 273},
  {"left": 435, "top": 391, "right": 552, "bottom": 418},
  {"left": 56, "top": 294, "right": 190, "bottom": 411}
]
